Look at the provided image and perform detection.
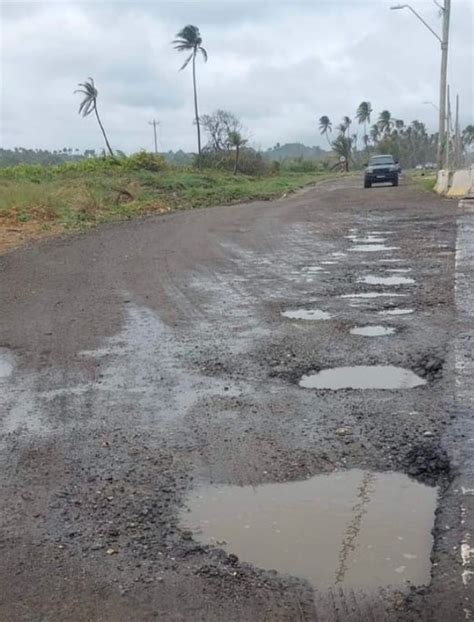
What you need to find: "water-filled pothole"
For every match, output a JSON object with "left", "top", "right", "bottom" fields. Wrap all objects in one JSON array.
[
  {"left": 358, "top": 275, "right": 415, "bottom": 286},
  {"left": 299, "top": 365, "right": 426, "bottom": 389},
  {"left": 0, "top": 349, "right": 14, "bottom": 378},
  {"left": 180, "top": 470, "right": 437, "bottom": 590},
  {"left": 282, "top": 309, "right": 331, "bottom": 320},
  {"left": 341, "top": 292, "right": 406, "bottom": 298},
  {"left": 350, "top": 326, "right": 396, "bottom": 337},
  {"left": 349, "top": 245, "right": 399, "bottom": 252},
  {"left": 379, "top": 308, "right": 414, "bottom": 316}
]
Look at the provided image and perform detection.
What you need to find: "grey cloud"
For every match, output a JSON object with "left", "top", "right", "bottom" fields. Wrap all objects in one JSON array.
[{"left": 1, "top": 0, "right": 472, "bottom": 153}]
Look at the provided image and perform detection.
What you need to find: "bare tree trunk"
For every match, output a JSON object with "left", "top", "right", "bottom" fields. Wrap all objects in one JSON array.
[
  {"left": 94, "top": 106, "right": 114, "bottom": 157},
  {"left": 192, "top": 51, "right": 201, "bottom": 167}
]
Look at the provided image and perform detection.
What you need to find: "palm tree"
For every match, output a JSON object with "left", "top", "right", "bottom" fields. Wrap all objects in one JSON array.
[
  {"left": 74, "top": 78, "right": 114, "bottom": 157},
  {"left": 370, "top": 123, "right": 380, "bottom": 145},
  {"left": 319, "top": 116, "right": 333, "bottom": 148},
  {"left": 173, "top": 25, "right": 208, "bottom": 165},
  {"left": 343, "top": 116, "right": 352, "bottom": 137},
  {"left": 228, "top": 130, "right": 247, "bottom": 174},
  {"left": 462, "top": 124, "right": 474, "bottom": 148},
  {"left": 356, "top": 101, "right": 372, "bottom": 137},
  {"left": 331, "top": 134, "right": 352, "bottom": 171},
  {"left": 378, "top": 110, "right": 394, "bottom": 135}
]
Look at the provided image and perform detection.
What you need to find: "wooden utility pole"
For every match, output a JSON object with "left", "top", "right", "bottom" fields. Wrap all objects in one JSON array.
[{"left": 148, "top": 120, "right": 160, "bottom": 154}]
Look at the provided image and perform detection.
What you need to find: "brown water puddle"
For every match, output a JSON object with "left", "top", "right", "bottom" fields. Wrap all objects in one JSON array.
[
  {"left": 299, "top": 365, "right": 426, "bottom": 390},
  {"left": 180, "top": 470, "right": 437, "bottom": 590}
]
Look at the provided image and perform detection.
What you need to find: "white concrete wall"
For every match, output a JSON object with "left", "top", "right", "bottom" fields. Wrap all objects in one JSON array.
[
  {"left": 447, "top": 167, "right": 474, "bottom": 198},
  {"left": 435, "top": 166, "right": 474, "bottom": 198}
]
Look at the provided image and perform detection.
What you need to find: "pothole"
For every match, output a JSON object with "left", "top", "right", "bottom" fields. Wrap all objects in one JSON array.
[
  {"left": 357, "top": 276, "right": 415, "bottom": 286},
  {"left": 282, "top": 309, "right": 331, "bottom": 321},
  {"left": 347, "top": 236, "right": 387, "bottom": 244},
  {"left": 350, "top": 326, "right": 396, "bottom": 337},
  {"left": 341, "top": 292, "right": 406, "bottom": 298},
  {"left": 379, "top": 308, "right": 414, "bottom": 316},
  {"left": 0, "top": 348, "right": 15, "bottom": 378},
  {"left": 349, "top": 245, "right": 399, "bottom": 252},
  {"left": 180, "top": 469, "right": 437, "bottom": 590},
  {"left": 299, "top": 365, "right": 426, "bottom": 389}
]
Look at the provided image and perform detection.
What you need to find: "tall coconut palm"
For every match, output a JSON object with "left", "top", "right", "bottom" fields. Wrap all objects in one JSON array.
[
  {"left": 228, "top": 130, "right": 247, "bottom": 174},
  {"left": 356, "top": 102, "right": 372, "bottom": 151},
  {"left": 319, "top": 115, "right": 333, "bottom": 147},
  {"left": 173, "top": 25, "right": 208, "bottom": 165},
  {"left": 378, "top": 110, "right": 394, "bottom": 135},
  {"left": 74, "top": 77, "right": 114, "bottom": 156}
]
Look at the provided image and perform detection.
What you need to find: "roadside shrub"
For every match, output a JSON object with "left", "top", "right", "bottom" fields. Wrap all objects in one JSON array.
[
  {"left": 197, "top": 148, "right": 270, "bottom": 176},
  {"left": 282, "top": 159, "right": 321, "bottom": 173},
  {"left": 122, "top": 152, "right": 167, "bottom": 172}
]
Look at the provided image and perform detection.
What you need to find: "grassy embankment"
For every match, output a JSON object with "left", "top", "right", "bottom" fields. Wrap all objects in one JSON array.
[
  {"left": 0, "top": 155, "right": 336, "bottom": 253},
  {"left": 407, "top": 169, "right": 437, "bottom": 192}
]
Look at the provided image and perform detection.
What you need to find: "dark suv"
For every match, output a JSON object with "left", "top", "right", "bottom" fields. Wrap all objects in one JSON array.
[{"left": 364, "top": 154, "right": 399, "bottom": 188}]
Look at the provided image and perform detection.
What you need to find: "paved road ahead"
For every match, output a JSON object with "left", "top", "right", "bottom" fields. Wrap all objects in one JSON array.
[{"left": 1, "top": 178, "right": 473, "bottom": 621}]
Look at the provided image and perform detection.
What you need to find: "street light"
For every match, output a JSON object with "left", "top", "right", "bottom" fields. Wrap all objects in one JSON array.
[{"left": 390, "top": 1, "right": 451, "bottom": 169}]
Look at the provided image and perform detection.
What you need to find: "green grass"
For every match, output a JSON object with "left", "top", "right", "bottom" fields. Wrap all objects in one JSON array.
[
  {"left": 0, "top": 159, "right": 336, "bottom": 233},
  {"left": 408, "top": 170, "right": 437, "bottom": 192}
]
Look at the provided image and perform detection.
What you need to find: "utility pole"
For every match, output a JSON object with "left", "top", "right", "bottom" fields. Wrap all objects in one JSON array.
[
  {"left": 454, "top": 93, "right": 461, "bottom": 168},
  {"left": 391, "top": 1, "right": 451, "bottom": 170},
  {"left": 148, "top": 119, "right": 160, "bottom": 155},
  {"left": 438, "top": 0, "right": 451, "bottom": 171}
]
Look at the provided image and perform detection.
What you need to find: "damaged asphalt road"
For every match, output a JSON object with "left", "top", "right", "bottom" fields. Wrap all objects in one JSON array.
[{"left": 0, "top": 177, "right": 473, "bottom": 621}]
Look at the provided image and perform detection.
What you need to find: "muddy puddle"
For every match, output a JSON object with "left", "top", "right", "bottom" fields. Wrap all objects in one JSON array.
[
  {"left": 180, "top": 470, "right": 437, "bottom": 590},
  {"left": 299, "top": 365, "right": 426, "bottom": 390},
  {"left": 379, "top": 308, "right": 414, "bottom": 316},
  {"left": 350, "top": 325, "right": 396, "bottom": 336},
  {"left": 0, "top": 349, "right": 14, "bottom": 378},
  {"left": 282, "top": 309, "right": 331, "bottom": 320},
  {"left": 341, "top": 292, "right": 406, "bottom": 299},
  {"left": 358, "top": 275, "right": 415, "bottom": 286},
  {"left": 349, "top": 245, "right": 399, "bottom": 252}
]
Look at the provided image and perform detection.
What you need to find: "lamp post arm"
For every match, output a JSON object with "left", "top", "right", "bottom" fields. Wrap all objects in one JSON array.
[{"left": 404, "top": 4, "right": 443, "bottom": 44}]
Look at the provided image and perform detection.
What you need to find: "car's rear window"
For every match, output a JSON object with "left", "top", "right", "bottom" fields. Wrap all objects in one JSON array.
[{"left": 369, "top": 156, "right": 394, "bottom": 165}]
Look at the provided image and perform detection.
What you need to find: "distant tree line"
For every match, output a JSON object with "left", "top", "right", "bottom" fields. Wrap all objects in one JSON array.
[{"left": 319, "top": 103, "right": 474, "bottom": 171}]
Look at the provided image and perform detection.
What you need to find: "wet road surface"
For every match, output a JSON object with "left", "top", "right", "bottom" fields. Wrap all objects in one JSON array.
[{"left": 0, "top": 178, "right": 473, "bottom": 620}]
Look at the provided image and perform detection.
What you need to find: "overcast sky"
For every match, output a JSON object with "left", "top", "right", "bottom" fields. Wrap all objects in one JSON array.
[{"left": 1, "top": 0, "right": 473, "bottom": 153}]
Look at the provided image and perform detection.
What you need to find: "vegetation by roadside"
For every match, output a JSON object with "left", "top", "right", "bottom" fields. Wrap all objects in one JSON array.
[
  {"left": 0, "top": 155, "right": 337, "bottom": 254},
  {"left": 408, "top": 170, "right": 437, "bottom": 192}
]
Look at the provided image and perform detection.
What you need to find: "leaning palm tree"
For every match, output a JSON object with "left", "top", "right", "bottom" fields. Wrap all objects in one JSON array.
[
  {"left": 356, "top": 102, "right": 372, "bottom": 151},
  {"left": 378, "top": 110, "right": 394, "bottom": 135},
  {"left": 173, "top": 25, "right": 208, "bottom": 165},
  {"left": 74, "top": 78, "right": 114, "bottom": 157},
  {"left": 228, "top": 130, "right": 248, "bottom": 174},
  {"left": 319, "top": 116, "right": 333, "bottom": 147}
]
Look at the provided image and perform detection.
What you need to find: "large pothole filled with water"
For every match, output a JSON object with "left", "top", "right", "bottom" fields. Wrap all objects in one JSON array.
[
  {"left": 350, "top": 325, "right": 396, "bottom": 337},
  {"left": 299, "top": 365, "right": 426, "bottom": 390},
  {"left": 282, "top": 309, "right": 331, "bottom": 321},
  {"left": 180, "top": 469, "right": 437, "bottom": 590}
]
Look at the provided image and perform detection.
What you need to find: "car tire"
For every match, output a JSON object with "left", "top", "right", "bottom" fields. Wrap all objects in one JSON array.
[
  {"left": 392, "top": 177, "right": 399, "bottom": 187},
  {"left": 364, "top": 180, "right": 371, "bottom": 188}
]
